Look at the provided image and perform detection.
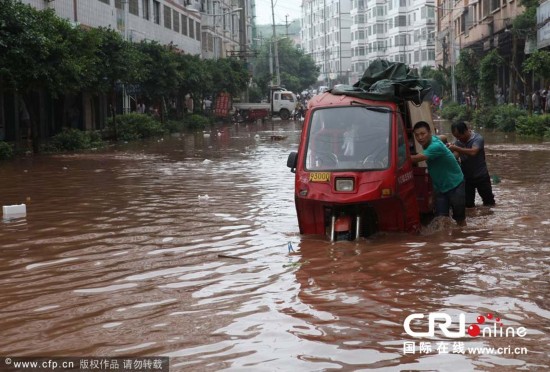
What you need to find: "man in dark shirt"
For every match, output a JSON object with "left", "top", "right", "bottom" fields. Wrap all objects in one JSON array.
[{"left": 448, "top": 121, "right": 495, "bottom": 208}]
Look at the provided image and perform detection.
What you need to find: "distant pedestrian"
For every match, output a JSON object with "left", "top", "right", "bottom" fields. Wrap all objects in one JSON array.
[
  {"left": 532, "top": 90, "right": 541, "bottom": 113},
  {"left": 448, "top": 121, "right": 495, "bottom": 208}
]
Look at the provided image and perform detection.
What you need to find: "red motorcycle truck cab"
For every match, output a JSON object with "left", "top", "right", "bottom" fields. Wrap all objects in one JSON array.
[{"left": 286, "top": 61, "right": 435, "bottom": 241}]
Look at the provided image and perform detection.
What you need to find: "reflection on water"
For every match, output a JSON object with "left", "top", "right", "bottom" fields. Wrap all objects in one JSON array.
[{"left": 0, "top": 121, "right": 549, "bottom": 371}]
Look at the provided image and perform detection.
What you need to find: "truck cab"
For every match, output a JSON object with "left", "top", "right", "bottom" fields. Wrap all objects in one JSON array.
[
  {"left": 286, "top": 61, "right": 434, "bottom": 241},
  {"left": 271, "top": 90, "right": 297, "bottom": 120}
]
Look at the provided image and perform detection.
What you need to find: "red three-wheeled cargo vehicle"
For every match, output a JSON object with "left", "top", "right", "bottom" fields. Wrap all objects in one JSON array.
[{"left": 287, "top": 60, "right": 436, "bottom": 241}]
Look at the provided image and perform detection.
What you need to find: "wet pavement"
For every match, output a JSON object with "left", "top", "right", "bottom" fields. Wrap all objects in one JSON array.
[{"left": 0, "top": 120, "right": 549, "bottom": 371}]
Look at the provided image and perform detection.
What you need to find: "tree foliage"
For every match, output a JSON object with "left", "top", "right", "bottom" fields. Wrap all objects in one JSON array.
[
  {"left": 253, "top": 38, "right": 319, "bottom": 93},
  {"left": 0, "top": 0, "right": 251, "bottom": 120},
  {"left": 420, "top": 66, "right": 450, "bottom": 98},
  {"left": 522, "top": 51, "right": 550, "bottom": 84},
  {"left": 455, "top": 49, "right": 479, "bottom": 95},
  {"left": 479, "top": 50, "right": 503, "bottom": 107},
  {"left": 0, "top": 1, "right": 93, "bottom": 96}
]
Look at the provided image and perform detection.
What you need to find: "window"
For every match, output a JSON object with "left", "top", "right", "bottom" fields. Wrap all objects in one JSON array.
[
  {"left": 396, "top": 15, "right": 407, "bottom": 27},
  {"left": 173, "top": 11, "right": 180, "bottom": 33},
  {"left": 281, "top": 93, "right": 294, "bottom": 101},
  {"left": 129, "top": 0, "right": 139, "bottom": 15},
  {"left": 189, "top": 19, "right": 195, "bottom": 38},
  {"left": 196, "top": 22, "right": 201, "bottom": 41},
  {"left": 115, "top": 0, "right": 122, "bottom": 9},
  {"left": 98, "top": 0, "right": 110, "bottom": 4},
  {"left": 164, "top": 5, "right": 171, "bottom": 29},
  {"left": 142, "top": 0, "right": 150, "bottom": 20},
  {"left": 182, "top": 15, "right": 188, "bottom": 36},
  {"left": 153, "top": 1, "right": 160, "bottom": 25},
  {"left": 397, "top": 115, "right": 407, "bottom": 167},
  {"left": 305, "top": 107, "right": 391, "bottom": 171}
]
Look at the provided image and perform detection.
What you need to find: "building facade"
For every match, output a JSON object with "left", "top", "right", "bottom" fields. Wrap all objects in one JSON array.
[
  {"left": 23, "top": 0, "right": 203, "bottom": 55},
  {"left": 301, "top": 0, "right": 436, "bottom": 86},
  {"left": 301, "top": 0, "right": 353, "bottom": 86},
  {"left": 436, "top": 0, "right": 526, "bottom": 101},
  {"left": 22, "top": 0, "right": 254, "bottom": 60}
]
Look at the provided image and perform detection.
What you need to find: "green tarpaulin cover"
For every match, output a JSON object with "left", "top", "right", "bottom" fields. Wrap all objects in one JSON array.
[{"left": 331, "top": 59, "right": 432, "bottom": 105}]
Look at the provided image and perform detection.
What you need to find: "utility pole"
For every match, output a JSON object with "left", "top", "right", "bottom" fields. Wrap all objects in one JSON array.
[
  {"left": 271, "top": 0, "right": 281, "bottom": 86},
  {"left": 285, "top": 14, "right": 290, "bottom": 38},
  {"left": 324, "top": 0, "right": 328, "bottom": 87}
]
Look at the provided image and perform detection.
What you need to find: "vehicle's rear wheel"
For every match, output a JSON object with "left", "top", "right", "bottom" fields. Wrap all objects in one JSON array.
[{"left": 279, "top": 109, "right": 290, "bottom": 120}]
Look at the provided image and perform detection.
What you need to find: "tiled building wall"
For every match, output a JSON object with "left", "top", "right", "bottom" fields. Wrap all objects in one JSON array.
[{"left": 22, "top": 0, "right": 201, "bottom": 55}]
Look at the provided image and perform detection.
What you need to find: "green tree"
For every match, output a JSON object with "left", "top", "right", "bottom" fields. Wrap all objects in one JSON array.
[
  {"left": 135, "top": 41, "right": 181, "bottom": 121},
  {"left": 455, "top": 48, "right": 479, "bottom": 95},
  {"left": 0, "top": 0, "right": 99, "bottom": 151},
  {"left": 420, "top": 66, "right": 450, "bottom": 99},
  {"left": 478, "top": 50, "right": 503, "bottom": 107},
  {"left": 82, "top": 27, "right": 142, "bottom": 139},
  {"left": 523, "top": 50, "right": 550, "bottom": 86},
  {"left": 253, "top": 38, "right": 319, "bottom": 93}
]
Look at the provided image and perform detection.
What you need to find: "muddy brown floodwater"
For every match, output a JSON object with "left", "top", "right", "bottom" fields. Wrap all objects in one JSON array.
[{"left": 0, "top": 120, "right": 549, "bottom": 371}]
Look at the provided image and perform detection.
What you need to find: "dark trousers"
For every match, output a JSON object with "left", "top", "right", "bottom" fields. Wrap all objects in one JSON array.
[{"left": 466, "top": 173, "right": 495, "bottom": 207}]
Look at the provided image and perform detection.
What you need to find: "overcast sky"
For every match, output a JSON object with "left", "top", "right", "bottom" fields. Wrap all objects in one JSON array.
[{"left": 254, "top": 0, "right": 302, "bottom": 25}]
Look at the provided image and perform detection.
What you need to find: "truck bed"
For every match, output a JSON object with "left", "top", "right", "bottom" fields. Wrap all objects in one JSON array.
[{"left": 233, "top": 103, "right": 270, "bottom": 110}]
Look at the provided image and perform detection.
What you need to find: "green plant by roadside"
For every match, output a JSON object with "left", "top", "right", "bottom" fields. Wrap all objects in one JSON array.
[
  {"left": 441, "top": 102, "right": 471, "bottom": 122},
  {"left": 516, "top": 114, "right": 550, "bottom": 137},
  {"left": 164, "top": 120, "right": 186, "bottom": 134},
  {"left": 183, "top": 114, "right": 212, "bottom": 131},
  {"left": 0, "top": 141, "right": 14, "bottom": 160},
  {"left": 107, "top": 113, "right": 165, "bottom": 141},
  {"left": 472, "top": 106, "right": 497, "bottom": 129},
  {"left": 43, "top": 128, "right": 105, "bottom": 152},
  {"left": 493, "top": 104, "right": 528, "bottom": 132}
]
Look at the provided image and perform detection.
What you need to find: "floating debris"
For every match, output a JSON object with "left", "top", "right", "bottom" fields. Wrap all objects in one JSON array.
[
  {"left": 287, "top": 242, "right": 295, "bottom": 253},
  {"left": 218, "top": 254, "right": 247, "bottom": 260}
]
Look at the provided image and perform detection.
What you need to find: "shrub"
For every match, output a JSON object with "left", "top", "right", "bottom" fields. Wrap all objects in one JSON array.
[
  {"left": 45, "top": 128, "right": 105, "bottom": 152},
  {"left": 0, "top": 141, "right": 14, "bottom": 160},
  {"left": 472, "top": 106, "right": 497, "bottom": 129},
  {"left": 441, "top": 102, "right": 471, "bottom": 122},
  {"left": 183, "top": 114, "right": 211, "bottom": 131},
  {"left": 164, "top": 120, "right": 186, "bottom": 134},
  {"left": 107, "top": 113, "right": 165, "bottom": 141},
  {"left": 516, "top": 114, "right": 550, "bottom": 137},
  {"left": 492, "top": 104, "right": 528, "bottom": 132}
]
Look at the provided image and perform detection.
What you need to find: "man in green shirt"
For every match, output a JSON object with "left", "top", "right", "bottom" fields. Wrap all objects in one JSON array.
[{"left": 411, "top": 121, "right": 466, "bottom": 226}]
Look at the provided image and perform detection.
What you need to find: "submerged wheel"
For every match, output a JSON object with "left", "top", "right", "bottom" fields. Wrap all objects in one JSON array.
[{"left": 279, "top": 109, "right": 290, "bottom": 120}]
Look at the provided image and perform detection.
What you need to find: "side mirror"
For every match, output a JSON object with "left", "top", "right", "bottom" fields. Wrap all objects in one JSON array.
[{"left": 287, "top": 151, "right": 297, "bottom": 173}]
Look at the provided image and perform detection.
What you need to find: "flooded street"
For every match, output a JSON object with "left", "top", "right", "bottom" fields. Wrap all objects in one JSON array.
[{"left": 0, "top": 120, "right": 549, "bottom": 371}]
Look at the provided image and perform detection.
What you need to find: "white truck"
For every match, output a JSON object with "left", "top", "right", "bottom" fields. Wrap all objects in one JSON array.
[{"left": 233, "top": 87, "right": 297, "bottom": 121}]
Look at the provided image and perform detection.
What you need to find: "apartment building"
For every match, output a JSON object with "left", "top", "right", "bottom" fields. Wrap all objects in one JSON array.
[
  {"left": 22, "top": 0, "right": 254, "bottom": 60},
  {"left": 436, "top": 0, "right": 527, "bottom": 99},
  {"left": 23, "top": 0, "right": 203, "bottom": 55},
  {"left": 200, "top": 0, "right": 254, "bottom": 59},
  {"left": 301, "top": 0, "right": 436, "bottom": 86},
  {"left": 301, "top": 0, "right": 353, "bottom": 86}
]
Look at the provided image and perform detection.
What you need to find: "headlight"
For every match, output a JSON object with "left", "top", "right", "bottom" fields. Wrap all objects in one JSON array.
[{"left": 335, "top": 178, "right": 354, "bottom": 192}]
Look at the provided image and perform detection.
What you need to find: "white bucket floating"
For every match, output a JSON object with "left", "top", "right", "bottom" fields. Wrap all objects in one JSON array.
[{"left": 3, "top": 204, "right": 27, "bottom": 219}]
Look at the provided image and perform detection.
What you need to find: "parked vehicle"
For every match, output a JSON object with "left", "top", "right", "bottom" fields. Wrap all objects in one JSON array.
[
  {"left": 233, "top": 87, "right": 297, "bottom": 121},
  {"left": 286, "top": 61, "right": 434, "bottom": 241}
]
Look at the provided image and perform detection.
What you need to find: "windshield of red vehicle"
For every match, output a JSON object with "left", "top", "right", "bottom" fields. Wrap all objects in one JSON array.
[{"left": 305, "top": 106, "right": 391, "bottom": 171}]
